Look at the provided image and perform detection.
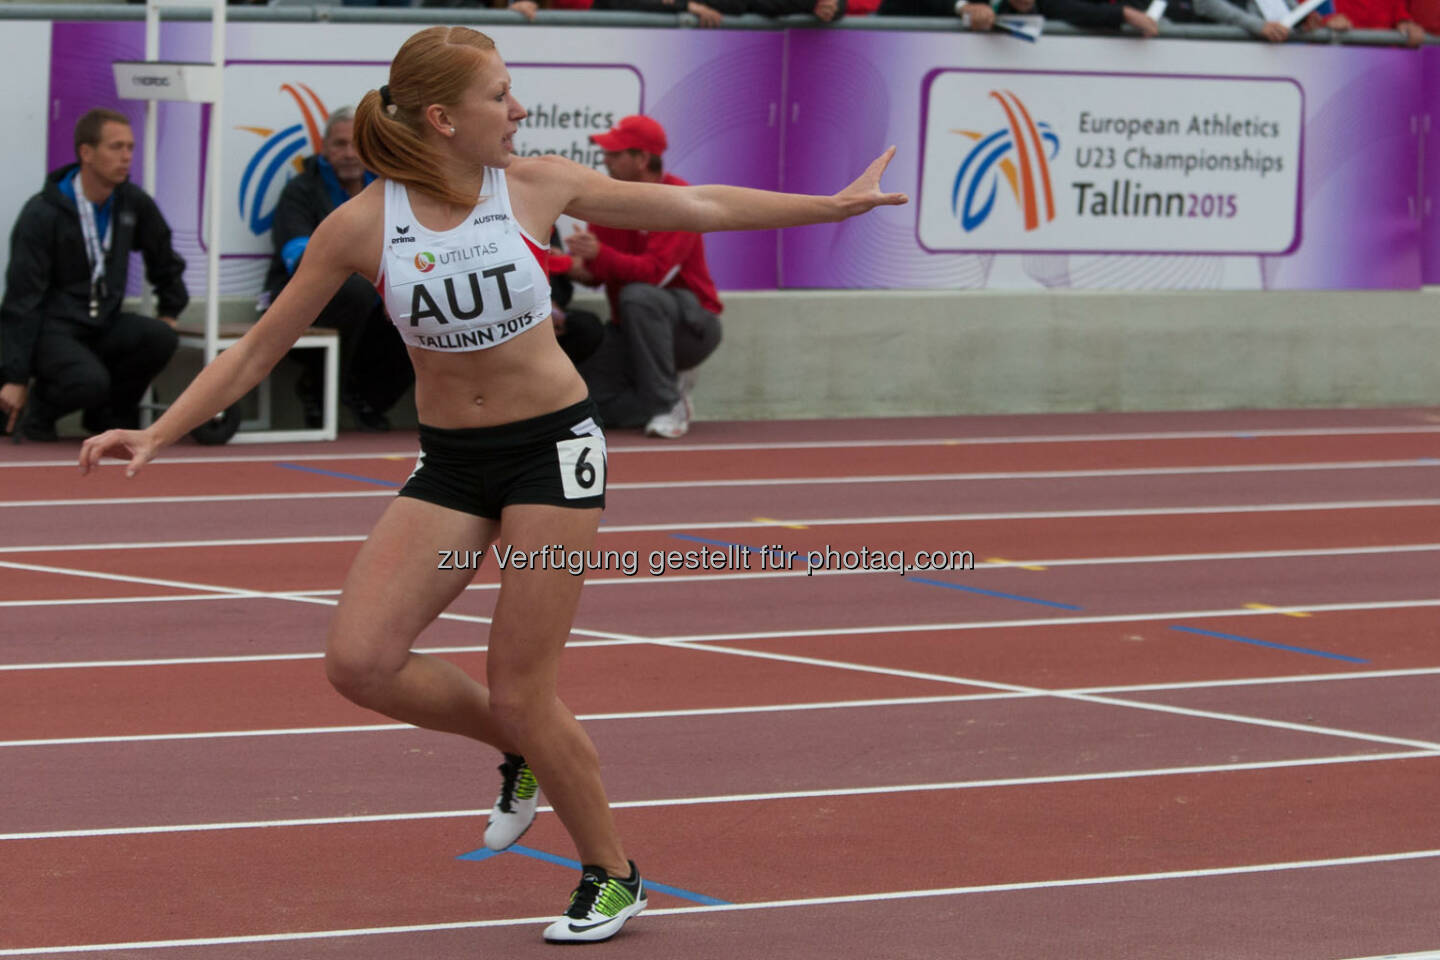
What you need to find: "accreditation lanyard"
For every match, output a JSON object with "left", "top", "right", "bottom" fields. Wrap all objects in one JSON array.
[{"left": 75, "top": 191, "right": 113, "bottom": 319}]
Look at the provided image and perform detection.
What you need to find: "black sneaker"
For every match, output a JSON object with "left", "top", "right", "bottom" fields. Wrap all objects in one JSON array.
[{"left": 542, "top": 861, "right": 646, "bottom": 944}]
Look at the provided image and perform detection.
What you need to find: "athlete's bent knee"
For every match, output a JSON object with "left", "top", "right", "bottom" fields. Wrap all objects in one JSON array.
[
  {"left": 487, "top": 690, "right": 553, "bottom": 747},
  {"left": 324, "top": 643, "right": 397, "bottom": 707}
]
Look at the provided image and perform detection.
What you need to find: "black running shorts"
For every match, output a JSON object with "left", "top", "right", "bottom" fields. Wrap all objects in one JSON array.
[{"left": 398, "top": 398, "right": 607, "bottom": 520}]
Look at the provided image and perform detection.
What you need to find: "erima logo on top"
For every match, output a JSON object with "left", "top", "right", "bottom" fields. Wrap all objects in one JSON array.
[
  {"left": 952, "top": 90, "right": 1060, "bottom": 233},
  {"left": 391, "top": 223, "right": 417, "bottom": 244}
]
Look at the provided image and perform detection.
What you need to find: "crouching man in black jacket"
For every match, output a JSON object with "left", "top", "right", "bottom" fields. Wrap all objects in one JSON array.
[{"left": 1, "top": 108, "right": 187, "bottom": 441}]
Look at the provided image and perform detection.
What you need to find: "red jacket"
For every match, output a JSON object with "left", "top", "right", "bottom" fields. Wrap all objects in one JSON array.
[
  {"left": 1326, "top": 0, "right": 1416, "bottom": 26},
  {"left": 1408, "top": 0, "right": 1438, "bottom": 28},
  {"left": 586, "top": 172, "right": 723, "bottom": 319}
]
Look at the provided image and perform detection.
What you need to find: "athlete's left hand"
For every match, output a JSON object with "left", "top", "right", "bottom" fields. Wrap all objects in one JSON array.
[{"left": 832, "top": 147, "right": 909, "bottom": 220}]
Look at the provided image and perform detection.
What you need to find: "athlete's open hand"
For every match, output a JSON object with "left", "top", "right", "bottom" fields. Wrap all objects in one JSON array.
[
  {"left": 79, "top": 428, "right": 162, "bottom": 479},
  {"left": 833, "top": 147, "right": 909, "bottom": 220}
]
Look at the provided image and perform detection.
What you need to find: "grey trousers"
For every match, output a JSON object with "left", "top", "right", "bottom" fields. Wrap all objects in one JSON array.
[{"left": 579, "top": 284, "right": 722, "bottom": 429}]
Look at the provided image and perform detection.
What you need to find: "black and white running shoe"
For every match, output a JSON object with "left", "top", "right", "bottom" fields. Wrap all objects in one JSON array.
[
  {"left": 483, "top": 753, "right": 538, "bottom": 851},
  {"left": 543, "top": 861, "right": 647, "bottom": 944}
]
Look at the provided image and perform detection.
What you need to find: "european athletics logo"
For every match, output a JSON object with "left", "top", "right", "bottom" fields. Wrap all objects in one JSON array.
[
  {"left": 951, "top": 91, "right": 1060, "bottom": 233},
  {"left": 236, "top": 83, "right": 330, "bottom": 238}
]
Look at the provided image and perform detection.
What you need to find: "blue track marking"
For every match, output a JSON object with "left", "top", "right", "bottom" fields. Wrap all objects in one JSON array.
[
  {"left": 457, "top": 844, "right": 730, "bottom": 905},
  {"left": 906, "top": 576, "right": 1082, "bottom": 610},
  {"left": 672, "top": 533, "right": 786, "bottom": 556},
  {"left": 671, "top": 533, "right": 804, "bottom": 563},
  {"left": 1169, "top": 625, "right": 1367, "bottom": 663},
  {"left": 669, "top": 534, "right": 1081, "bottom": 610},
  {"left": 275, "top": 462, "right": 401, "bottom": 488}
]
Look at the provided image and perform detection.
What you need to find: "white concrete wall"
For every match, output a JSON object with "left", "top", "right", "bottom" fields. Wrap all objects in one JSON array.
[
  {"left": 675, "top": 290, "right": 1440, "bottom": 419},
  {"left": 183, "top": 288, "right": 1440, "bottom": 429},
  {"left": 0, "top": 22, "right": 52, "bottom": 289}
]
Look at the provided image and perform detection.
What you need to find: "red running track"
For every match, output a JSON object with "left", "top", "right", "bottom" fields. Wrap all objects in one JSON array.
[{"left": 1, "top": 408, "right": 1438, "bottom": 959}]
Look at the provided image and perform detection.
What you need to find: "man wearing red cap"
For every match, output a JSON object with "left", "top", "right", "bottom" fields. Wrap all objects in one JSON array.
[{"left": 564, "top": 115, "right": 722, "bottom": 439}]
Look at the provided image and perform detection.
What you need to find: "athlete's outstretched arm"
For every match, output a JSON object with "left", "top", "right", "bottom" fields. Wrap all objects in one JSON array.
[
  {"left": 539, "top": 147, "right": 908, "bottom": 234},
  {"left": 78, "top": 203, "right": 365, "bottom": 477}
]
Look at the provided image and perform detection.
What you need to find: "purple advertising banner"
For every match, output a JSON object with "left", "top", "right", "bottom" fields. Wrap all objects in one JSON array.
[
  {"left": 44, "top": 22, "right": 1431, "bottom": 292},
  {"left": 1424, "top": 46, "right": 1440, "bottom": 284},
  {"left": 782, "top": 30, "right": 1423, "bottom": 291},
  {"left": 46, "top": 23, "right": 782, "bottom": 296}
]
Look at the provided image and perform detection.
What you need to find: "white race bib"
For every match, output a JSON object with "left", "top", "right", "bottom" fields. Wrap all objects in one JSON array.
[{"left": 556, "top": 435, "right": 606, "bottom": 500}]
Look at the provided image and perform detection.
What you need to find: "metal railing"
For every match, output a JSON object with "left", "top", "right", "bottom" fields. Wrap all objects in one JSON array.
[{"left": 0, "top": 2, "right": 1433, "bottom": 45}]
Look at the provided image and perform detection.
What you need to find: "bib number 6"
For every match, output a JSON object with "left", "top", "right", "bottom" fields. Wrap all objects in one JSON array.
[{"left": 556, "top": 435, "right": 606, "bottom": 500}]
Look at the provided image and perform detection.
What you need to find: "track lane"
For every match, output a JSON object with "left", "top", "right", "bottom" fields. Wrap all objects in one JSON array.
[
  {"left": 3, "top": 758, "right": 1437, "bottom": 951},
  {"left": 5, "top": 506, "right": 1440, "bottom": 602},
  {"left": 1, "top": 693, "right": 1420, "bottom": 836},
  {"left": 5, "top": 429, "right": 1439, "bottom": 504},
  {"left": 24, "top": 856, "right": 1435, "bottom": 960},
  {"left": 6, "top": 410, "right": 1437, "bottom": 959},
  {"left": 0, "top": 646, "right": 977, "bottom": 741}
]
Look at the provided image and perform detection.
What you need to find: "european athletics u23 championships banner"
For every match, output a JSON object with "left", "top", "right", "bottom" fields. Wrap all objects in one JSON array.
[
  {"left": 782, "top": 31, "right": 1429, "bottom": 291},
  {"left": 40, "top": 22, "right": 1439, "bottom": 292}
]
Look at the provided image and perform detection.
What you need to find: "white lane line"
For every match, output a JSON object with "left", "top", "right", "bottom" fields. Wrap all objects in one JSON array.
[
  {"left": 614, "top": 458, "right": 1440, "bottom": 490},
  {"left": 1076, "top": 666, "right": 1440, "bottom": 694},
  {"left": 656, "top": 597, "right": 1440, "bottom": 644},
  {"left": 6, "top": 668, "right": 1439, "bottom": 748},
  {"left": 595, "top": 499, "right": 1440, "bottom": 532},
  {"left": 0, "top": 593, "right": 243, "bottom": 609},
  {"left": 6, "top": 599, "right": 1440, "bottom": 671},
  {"left": 0, "top": 558, "right": 641, "bottom": 649},
  {"left": 4, "top": 422, "right": 1439, "bottom": 469},
  {"left": 4, "top": 538, "right": 1439, "bottom": 573},
  {"left": 2, "top": 847, "right": 1437, "bottom": 955},
  {"left": 0, "top": 693, "right": 1026, "bottom": 749},
  {"left": 0, "top": 535, "right": 368, "bottom": 554},
  {"left": 3, "top": 750, "right": 1435, "bottom": 842},
  {"left": 0, "top": 491, "right": 392, "bottom": 508}
]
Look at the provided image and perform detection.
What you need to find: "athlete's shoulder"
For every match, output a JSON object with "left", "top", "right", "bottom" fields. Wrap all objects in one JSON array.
[
  {"left": 311, "top": 179, "right": 384, "bottom": 276},
  {"left": 506, "top": 153, "right": 594, "bottom": 189}
]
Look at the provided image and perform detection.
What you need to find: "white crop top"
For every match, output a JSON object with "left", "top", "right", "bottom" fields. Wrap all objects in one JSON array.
[{"left": 376, "top": 168, "right": 552, "bottom": 352}]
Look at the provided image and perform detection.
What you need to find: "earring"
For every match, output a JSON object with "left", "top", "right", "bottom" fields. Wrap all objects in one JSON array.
[{"left": 448, "top": 127, "right": 456, "bottom": 136}]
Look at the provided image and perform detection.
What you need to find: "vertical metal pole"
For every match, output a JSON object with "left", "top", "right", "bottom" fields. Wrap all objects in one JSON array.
[
  {"left": 141, "top": 0, "right": 159, "bottom": 317},
  {"left": 204, "top": 0, "right": 226, "bottom": 364}
]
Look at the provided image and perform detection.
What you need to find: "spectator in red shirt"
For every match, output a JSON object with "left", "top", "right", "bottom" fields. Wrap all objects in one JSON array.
[
  {"left": 1412, "top": 0, "right": 1440, "bottom": 32},
  {"left": 565, "top": 115, "right": 723, "bottom": 439},
  {"left": 1325, "top": 0, "right": 1426, "bottom": 43}
]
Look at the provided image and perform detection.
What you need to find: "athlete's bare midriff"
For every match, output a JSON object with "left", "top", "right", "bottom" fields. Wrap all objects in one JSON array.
[{"left": 405, "top": 321, "right": 588, "bottom": 428}]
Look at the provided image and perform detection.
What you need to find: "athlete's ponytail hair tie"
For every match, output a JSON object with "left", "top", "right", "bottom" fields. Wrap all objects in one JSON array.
[{"left": 379, "top": 84, "right": 398, "bottom": 117}]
